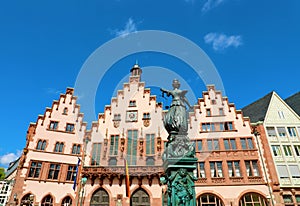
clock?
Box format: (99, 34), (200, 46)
(126, 110), (138, 122)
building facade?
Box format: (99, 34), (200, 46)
(8, 88), (86, 206)
(242, 91), (300, 206)
(9, 64), (273, 206)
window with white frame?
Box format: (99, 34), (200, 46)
(289, 165), (300, 178)
(287, 127), (297, 137)
(277, 165), (290, 180)
(283, 145), (293, 156)
(277, 127), (287, 137)
(271, 145), (282, 156)
(198, 162), (205, 178)
(266, 127), (277, 137)
(294, 145), (300, 156)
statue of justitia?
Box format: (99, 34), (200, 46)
(160, 79), (192, 135)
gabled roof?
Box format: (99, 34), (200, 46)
(241, 92), (274, 123)
(285, 92), (300, 116)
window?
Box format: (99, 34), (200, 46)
(63, 107), (68, 115)
(240, 138), (254, 150)
(283, 195), (293, 204)
(41, 195), (53, 206)
(271, 145), (282, 156)
(283, 145), (293, 156)
(109, 135), (119, 156)
(278, 111), (285, 119)
(61, 196), (72, 206)
(90, 188), (110, 206)
(224, 122), (233, 131)
(227, 161), (241, 177)
(114, 114), (121, 121)
(91, 143), (102, 166)
(196, 140), (202, 151)
(289, 165), (300, 178)
(210, 161), (223, 177)
(239, 193), (268, 206)
(28, 161), (42, 178)
(72, 144), (81, 155)
(66, 165), (76, 181)
(197, 193), (224, 206)
(109, 158), (117, 166)
(127, 130), (138, 165)
(129, 100), (136, 107)
(211, 99), (216, 105)
(146, 134), (155, 155)
(143, 112), (150, 119)
(49, 121), (58, 130)
(207, 139), (219, 151)
(36, 140), (47, 150)
(287, 127), (297, 137)
(266, 127), (277, 137)
(277, 127), (287, 137)
(206, 109), (211, 116)
(223, 139), (236, 150)
(295, 195), (300, 203)
(277, 165), (290, 180)
(294, 145), (300, 156)
(146, 157), (155, 166)
(245, 160), (260, 176)
(198, 162), (205, 178)
(47, 163), (60, 180)
(54, 142), (64, 153)
(66, 123), (74, 132)
(131, 188), (150, 206)
(219, 108), (224, 116)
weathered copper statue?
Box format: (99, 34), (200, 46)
(160, 79), (192, 135)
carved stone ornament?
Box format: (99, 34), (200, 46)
(113, 120), (120, 128)
(143, 119), (150, 127)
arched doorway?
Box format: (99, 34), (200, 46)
(197, 193), (224, 206)
(131, 188), (150, 206)
(239, 192), (268, 206)
(90, 188), (110, 206)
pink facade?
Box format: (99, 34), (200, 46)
(9, 64), (271, 206)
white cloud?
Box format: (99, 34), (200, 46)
(202, 0), (225, 13)
(115, 18), (137, 38)
(204, 32), (242, 51)
(0, 151), (21, 166)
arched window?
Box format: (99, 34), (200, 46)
(54, 142), (64, 153)
(197, 193), (224, 206)
(61, 196), (72, 206)
(42, 140), (47, 150)
(37, 140), (42, 150)
(90, 188), (109, 206)
(239, 193), (268, 206)
(131, 188), (150, 206)
(63, 107), (68, 115)
(41, 195), (53, 206)
(21, 193), (34, 205)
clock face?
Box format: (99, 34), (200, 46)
(126, 111), (138, 122)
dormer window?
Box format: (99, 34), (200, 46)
(49, 121), (58, 130)
(66, 123), (74, 132)
(129, 100), (136, 107)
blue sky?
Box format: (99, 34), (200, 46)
(0, 0), (300, 168)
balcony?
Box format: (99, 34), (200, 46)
(274, 156), (285, 162)
(292, 178), (300, 185)
(280, 178), (292, 185)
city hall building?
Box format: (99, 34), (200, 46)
(8, 64), (272, 206)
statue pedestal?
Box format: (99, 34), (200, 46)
(162, 158), (198, 206)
